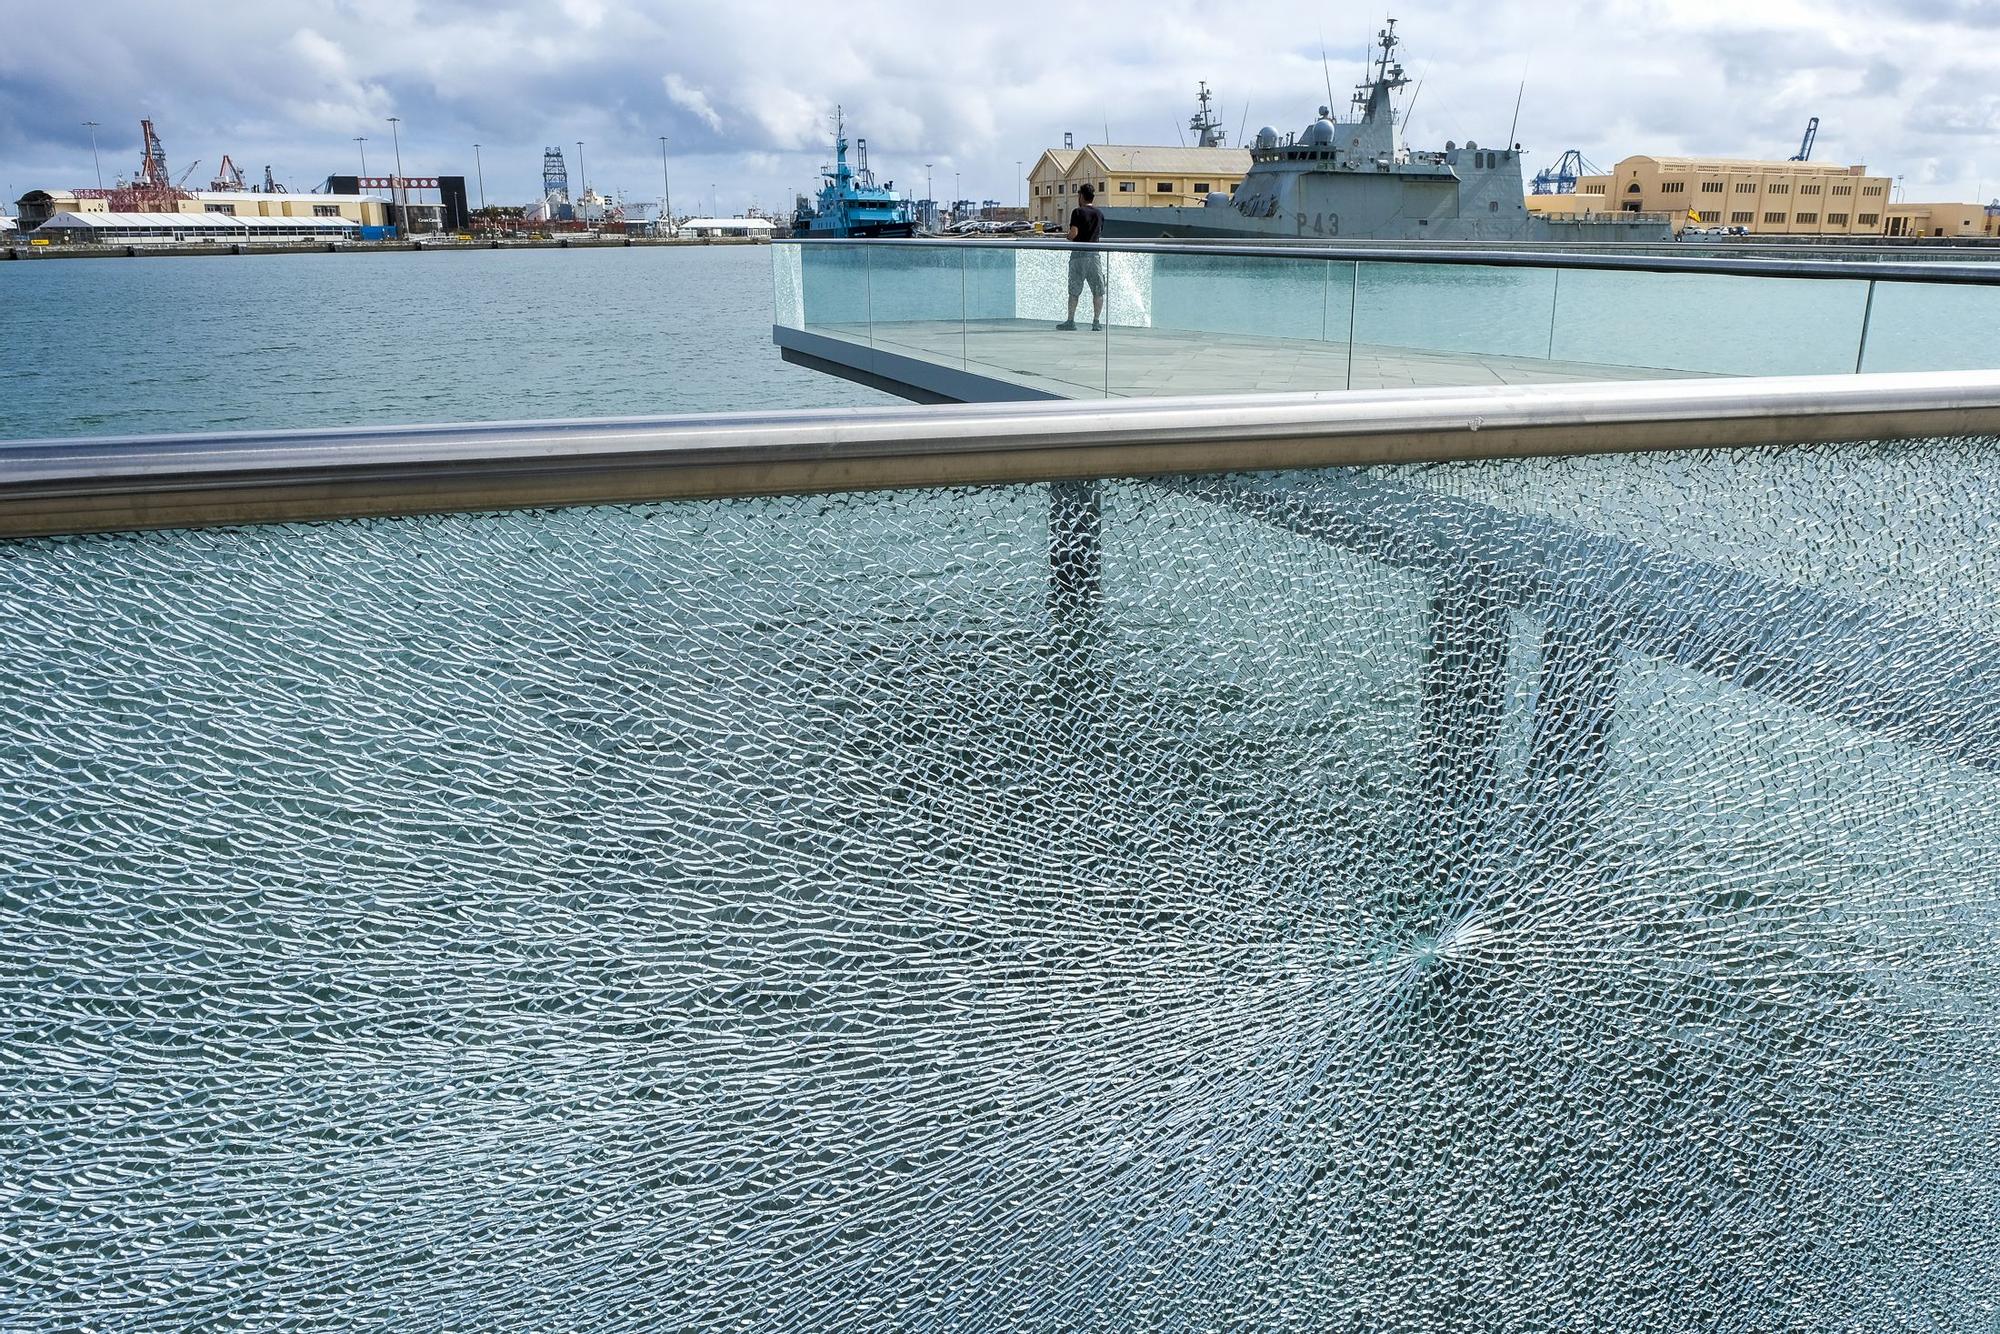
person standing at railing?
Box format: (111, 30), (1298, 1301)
(1057, 184), (1106, 332)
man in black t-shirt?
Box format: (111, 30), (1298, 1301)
(1057, 184), (1106, 331)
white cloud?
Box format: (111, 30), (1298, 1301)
(663, 73), (724, 132)
(4, 0), (1998, 212)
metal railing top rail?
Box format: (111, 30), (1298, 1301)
(5, 371), (2000, 539)
(780, 234), (2000, 285)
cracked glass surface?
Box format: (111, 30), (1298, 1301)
(2, 442), (1996, 1330)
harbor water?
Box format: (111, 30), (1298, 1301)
(0, 245), (890, 440)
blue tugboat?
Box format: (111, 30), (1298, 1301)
(792, 106), (917, 238)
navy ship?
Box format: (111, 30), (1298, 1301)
(1101, 20), (1670, 243)
(792, 107), (917, 239)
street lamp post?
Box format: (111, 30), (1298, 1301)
(659, 136), (674, 236)
(925, 161), (933, 230)
(386, 117), (406, 235)
(1017, 160), (1022, 209)
(473, 143), (485, 211)
(82, 122), (102, 189)
(576, 141), (586, 219)
(354, 136), (368, 176)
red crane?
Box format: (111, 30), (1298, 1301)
(110, 117), (195, 212)
(135, 118), (171, 189)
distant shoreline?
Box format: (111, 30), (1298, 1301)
(0, 235), (771, 262)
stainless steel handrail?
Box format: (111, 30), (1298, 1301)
(5, 371), (2000, 538)
(780, 235), (2000, 285)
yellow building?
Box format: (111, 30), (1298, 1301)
(1526, 155), (1892, 236)
(1884, 202), (2000, 239)
(1027, 145), (1252, 228)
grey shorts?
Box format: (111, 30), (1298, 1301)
(1067, 249), (1106, 299)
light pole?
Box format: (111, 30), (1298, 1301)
(925, 161), (932, 229)
(954, 171), (960, 223)
(354, 136), (368, 175)
(473, 143), (485, 211)
(386, 117), (406, 235)
(82, 122), (102, 189)
(1017, 160), (1022, 209)
(710, 183), (717, 217)
(576, 141), (586, 217)
(659, 135), (673, 235)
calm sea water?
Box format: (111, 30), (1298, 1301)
(0, 245), (891, 440)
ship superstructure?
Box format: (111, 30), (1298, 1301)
(793, 108), (916, 239)
(1101, 20), (1670, 243)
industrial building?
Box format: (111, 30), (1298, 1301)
(1526, 154), (1893, 236)
(28, 211), (363, 246)
(1882, 201), (2000, 239)
(16, 187), (391, 231)
(1028, 144), (1251, 229)
(679, 216), (776, 239)
(325, 176), (470, 233)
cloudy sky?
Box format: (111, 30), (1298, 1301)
(3, 0), (1998, 215)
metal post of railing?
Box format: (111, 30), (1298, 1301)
(1854, 279), (1878, 374)
(1345, 260), (1361, 391)
(1546, 268), (1562, 362)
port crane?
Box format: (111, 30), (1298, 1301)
(1530, 148), (1601, 195)
(210, 156), (245, 190)
(1789, 117), (1819, 162)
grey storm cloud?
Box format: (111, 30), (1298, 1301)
(3, 0), (1997, 211)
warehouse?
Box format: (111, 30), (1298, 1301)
(30, 211), (363, 245)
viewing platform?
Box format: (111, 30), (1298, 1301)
(773, 237), (2000, 403)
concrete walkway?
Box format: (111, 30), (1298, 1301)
(803, 318), (1703, 400)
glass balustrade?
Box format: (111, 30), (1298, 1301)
(777, 241), (2000, 400)
(4, 425), (1998, 1328)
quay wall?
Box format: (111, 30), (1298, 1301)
(0, 236), (770, 261)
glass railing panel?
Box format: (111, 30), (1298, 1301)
(1351, 261), (1560, 388)
(854, 244), (966, 368)
(1549, 269), (1872, 377)
(1114, 253), (1350, 397)
(3, 432), (1998, 1325)
(771, 240), (805, 331)
(980, 245), (1107, 397)
(961, 245), (1020, 382)
(1858, 279), (2000, 373)
(797, 242), (872, 344)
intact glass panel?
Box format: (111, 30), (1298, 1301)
(1857, 279), (2000, 373)
(1350, 261), (1560, 383)
(1550, 269), (1871, 376)
(797, 242), (872, 341)
(1115, 254), (1347, 396)
(3, 440), (1997, 1330)
(855, 244), (965, 367)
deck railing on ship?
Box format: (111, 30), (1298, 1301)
(4, 372), (1999, 1326)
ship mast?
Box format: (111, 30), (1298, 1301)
(1189, 81), (1225, 148)
(1352, 18), (1409, 119)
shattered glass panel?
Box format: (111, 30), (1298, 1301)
(3, 442), (1997, 1330)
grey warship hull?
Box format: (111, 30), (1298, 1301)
(1101, 202), (1666, 243)
(1100, 20), (1670, 246)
